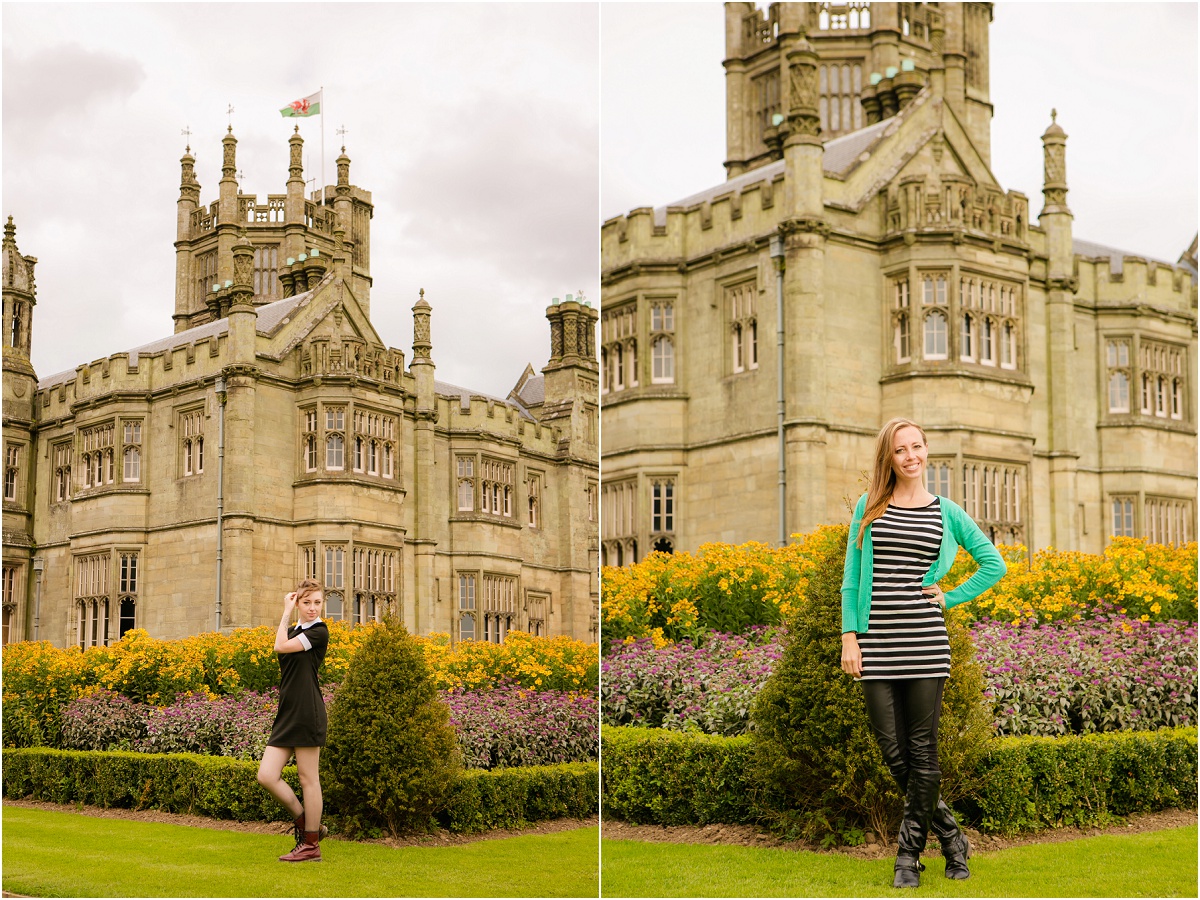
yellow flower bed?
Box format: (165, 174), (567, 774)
(944, 537), (1197, 625)
(603, 531), (1196, 644)
(1, 623), (597, 749)
(601, 525), (845, 645)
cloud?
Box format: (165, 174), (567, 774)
(2, 42), (145, 126)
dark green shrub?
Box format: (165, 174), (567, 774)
(61, 690), (149, 751)
(748, 524), (995, 844)
(441, 762), (598, 833)
(2, 748), (596, 832)
(964, 727), (1198, 834)
(600, 725), (755, 826)
(323, 616), (462, 836)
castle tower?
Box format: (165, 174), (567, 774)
(2, 217), (39, 642)
(172, 126), (374, 331)
(723, 2), (993, 177)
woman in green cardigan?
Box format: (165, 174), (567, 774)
(841, 418), (1005, 888)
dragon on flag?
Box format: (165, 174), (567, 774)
(280, 90), (322, 118)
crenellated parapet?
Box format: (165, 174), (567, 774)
(1073, 251), (1197, 316)
(438, 389), (560, 454)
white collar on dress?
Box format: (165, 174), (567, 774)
(296, 617), (323, 630)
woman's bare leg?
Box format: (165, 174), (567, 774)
(294, 746), (323, 832)
(257, 745), (304, 819)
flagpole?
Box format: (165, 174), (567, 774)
(320, 85), (326, 207)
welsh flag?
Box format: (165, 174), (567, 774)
(280, 90), (321, 118)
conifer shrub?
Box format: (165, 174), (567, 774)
(748, 525), (994, 844)
(323, 616), (462, 836)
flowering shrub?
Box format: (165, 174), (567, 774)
(602, 534), (1195, 645)
(974, 617), (1198, 736)
(2, 625), (597, 749)
(57, 684), (593, 770)
(601, 617), (1198, 740)
(601, 527), (846, 647)
(945, 538), (1197, 624)
(443, 685), (598, 769)
(601, 628), (782, 736)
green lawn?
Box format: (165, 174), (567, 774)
(1, 807), (598, 898)
(601, 826), (1198, 898)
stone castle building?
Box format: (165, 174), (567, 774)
(3, 128), (599, 648)
(600, 2), (1196, 564)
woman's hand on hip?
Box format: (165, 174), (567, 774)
(923, 583), (946, 610)
(840, 632), (862, 678)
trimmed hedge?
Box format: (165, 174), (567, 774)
(601, 725), (1197, 835)
(600, 726), (756, 826)
(2, 749), (597, 835)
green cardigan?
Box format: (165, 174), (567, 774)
(841, 493), (1006, 634)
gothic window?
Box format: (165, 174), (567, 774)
(981, 317), (997, 366)
(122, 421), (142, 483)
(195, 250), (217, 309)
(650, 300), (675, 384)
(1110, 495), (1135, 538)
(457, 456), (476, 511)
(1137, 340), (1186, 423)
(753, 69), (781, 142)
(602, 479), (637, 568)
(458, 573), (476, 641)
(960, 313), (976, 361)
(818, 61), (863, 135)
(1106, 340), (1132, 413)
(526, 593), (547, 637)
(303, 409), (318, 472)
(1001, 322), (1017, 369)
(922, 274), (947, 306)
(482, 574), (517, 644)
(1144, 497), (1193, 545)
(353, 547), (396, 624)
(9, 301), (23, 348)
(651, 478), (675, 534)
(181, 409), (204, 477)
(923, 310), (948, 359)
(300, 545), (318, 582)
(963, 461), (1023, 544)
(4, 445), (20, 502)
(253, 245), (280, 300)
(75, 552), (109, 648)
(891, 278), (911, 364)
(527, 473), (541, 527)
(80, 423), (115, 490)
(2, 565), (19, 645)
(478, 458), (514, 517)
(353, 435), (365, 472)
(324, 545), (345, 620)
(117, 551), (138, 640)
(53, 441), (72, 503)
(727, 280), (758, 374)
(587, 481), (598, 522)
(925, 460), (952, 498)
(601, 303), (637, 395)
(325, 407), (345, 469)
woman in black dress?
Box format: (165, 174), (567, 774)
(256, 578), (330, 863)
(841, 419), (1005, 888)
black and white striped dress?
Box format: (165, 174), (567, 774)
(857, 499), (951, 680)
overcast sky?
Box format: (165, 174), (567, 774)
(601, 2), (1198, 265)
(3, 2), (599, 392)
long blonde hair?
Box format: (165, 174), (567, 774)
(856, 418), (928, 549)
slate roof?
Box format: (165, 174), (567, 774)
(1072, 239), (1179, 276)
(650, 117), (896, 226)
(37, 290), (314, 390)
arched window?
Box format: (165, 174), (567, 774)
(119, 598), (136, 639)
(981, 318), (997, 365)
(305, 435), (317, 471)
(614, 344), (624, 390)
(924, 311), (947, 359)
(733, 323), (744, 372)
(1172, 378), (1184, 420)
(960, 313), (975, 361)
(895, 313), (910, 363)
(459, 612), (475, 642)
(627, 340), (638, 387)
(353, 436), (365, 472)
(1108, 372), (1130, 413)
(601, 348), (609, 393)
(122, 447), (140, 482)
(10, 301), (22, 348)
(652, 336), (674, 383)
(326, 433), (344, 470)
(1156, 376), (1168, 417)
(325, 591), (343, 621)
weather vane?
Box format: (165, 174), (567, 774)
(181, 125), (192, 151)
(226, 104), (235, 129)
(336, 124), (349, 151)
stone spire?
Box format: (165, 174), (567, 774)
(411, 288), (433, 363)
(2, 216), (38, 372)
(1040, 109), (1070, 216)
(784, 28), (824, 220)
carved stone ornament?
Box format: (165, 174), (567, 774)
(1044, 143), (1066, 186)
(233, 253), (253, 287)
(414, 314), (430, 345)
(550, 321), (564, 359)
(790, 63), (818, 112)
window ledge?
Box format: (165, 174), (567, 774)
(1098, 417), (1196, 436)
(293, 474), (406, 493)
(449, 514), (524, 530)
(602, 386), (689, 408)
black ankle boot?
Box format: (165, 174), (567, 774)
(893, 854), (924, 888)
(931, 801), (970, 879)
(939, 830), (970, 879)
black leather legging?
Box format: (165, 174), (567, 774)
(861, 678), (961, 854)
